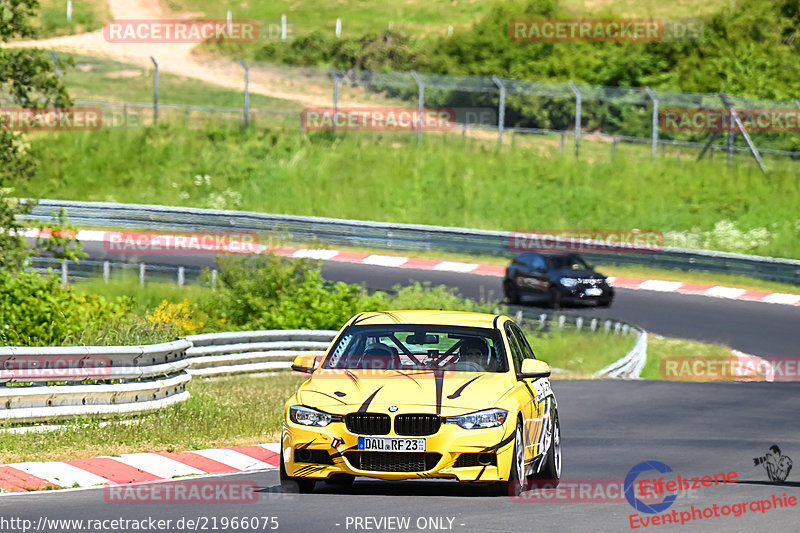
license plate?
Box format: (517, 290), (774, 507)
(358, 437), (426, 452)
(585, 288), (603, 296)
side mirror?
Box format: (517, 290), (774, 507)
(291, 354), (320, 374)
(519, 359), (551, 380)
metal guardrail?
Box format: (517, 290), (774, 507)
(25, 200), (800, 284)
(1, 320), (642, 425)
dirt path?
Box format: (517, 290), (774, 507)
(5, 0), (337, 108)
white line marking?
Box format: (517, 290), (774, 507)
(638, 280), (684, 292)
(101, 453), (204, 478)
(292, 249), (340, 260)
(8, 462), (109, 487)
(704, 286), (747, 299)
(189, 449), (277, 471)
(362, 255), (409, 267)
(433, 261), (478, 273)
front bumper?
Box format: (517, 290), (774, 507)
(558, 284), (613, 303)
(282, 419), (516, 483)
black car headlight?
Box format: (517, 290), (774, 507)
(289, 405), (339, 427)
(445, 409), (508, 429)
(560, 277), (579, 288)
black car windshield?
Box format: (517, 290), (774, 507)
(546, 254), (590, 271)
(323, 325), (509, 373)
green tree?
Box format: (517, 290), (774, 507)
(1, 0), (73, 269)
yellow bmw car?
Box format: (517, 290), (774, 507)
(280, 310), (561, 495)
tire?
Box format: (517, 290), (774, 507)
(548, 286), (562, 310)
(280, 449), (316, 493)
(597, 298), (612, 308)
(504, 280), (520, 305)
(530, 410), (561, 488)
(488, 418), (526, 496)
(325, 474), (355, 486)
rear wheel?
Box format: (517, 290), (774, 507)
(280, 450), (316, 493)
(530, 410), (561, 487)
(504, 280), (520, 305)
(548, 286), (562, 310)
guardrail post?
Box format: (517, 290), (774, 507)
(410, 70), (424, 143)
(491, 75), (506, 147)
(150, 57), (159, 125)
(329, 67), (339, 133)
(568, 81), (582, 157)
(238, 60), (250, 128)
(103, 261), (110, 283)
(644, 86), (659, 159)
(211, 269), (218, 290)
(177, 266), (185, 287)
(61, 261), (68, 286)
(139, 263), (146, 287)
(281, 14), (287, 41)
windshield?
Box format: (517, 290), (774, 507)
(323, 325), (508, 373)
(546, 254), (590, 271)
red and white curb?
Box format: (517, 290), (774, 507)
(0, 443), (279, 493)
(30, 229), (800, 307)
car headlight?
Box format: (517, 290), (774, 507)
(445, 409), (508, 429)
(560, 277), (579, 287)
(289, 405), (338, 427)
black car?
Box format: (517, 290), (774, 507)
(503, 252), (614, 308)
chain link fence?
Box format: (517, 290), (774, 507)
(41, 52), (800, 170)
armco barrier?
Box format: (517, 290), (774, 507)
(1, 319), (641, 426)
(25, 200), (800, 284)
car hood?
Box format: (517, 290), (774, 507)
(552, 268), (603, 279)
(296, 368), (514, 415)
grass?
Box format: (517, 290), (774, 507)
(524, 328), (636, 376)
(640, 335), (734, 380)
(160, 0), (730, 40)
(29, 0), (109, 38)
(18, 124), (800, 260)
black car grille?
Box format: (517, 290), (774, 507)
(344, 452), (441, 472)
(453, 453), (497, 468)
(345, 413), (390, 435)
(394, 414), (441, 436)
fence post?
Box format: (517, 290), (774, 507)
(335, 18), (342, 37)
(281, 14), (287, 41)
(211, 269), (218, 290)
(644, 86), (658, 159)
(410, 70), (424, 143)
(568, 80), (581, 157)
(329, 67), (339, 133)
(103, 261), (110, 283)
(150, 57), (159, 125)
(719, 92), (766, 173)
(49, 51), (61, 76)
(61, 261), (68, 287)
(226, 10), (232, 34)
(177, 266), (185, 287)
(491, 75), (506, 147)
(66, 0), (72, 21)
(238, 59), (250, 128)
(139, 263), (146, 287)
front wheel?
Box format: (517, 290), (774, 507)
(530, 410), (561, 487)
(488, 419), (526, 496)
(280, 449), (316, 493)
